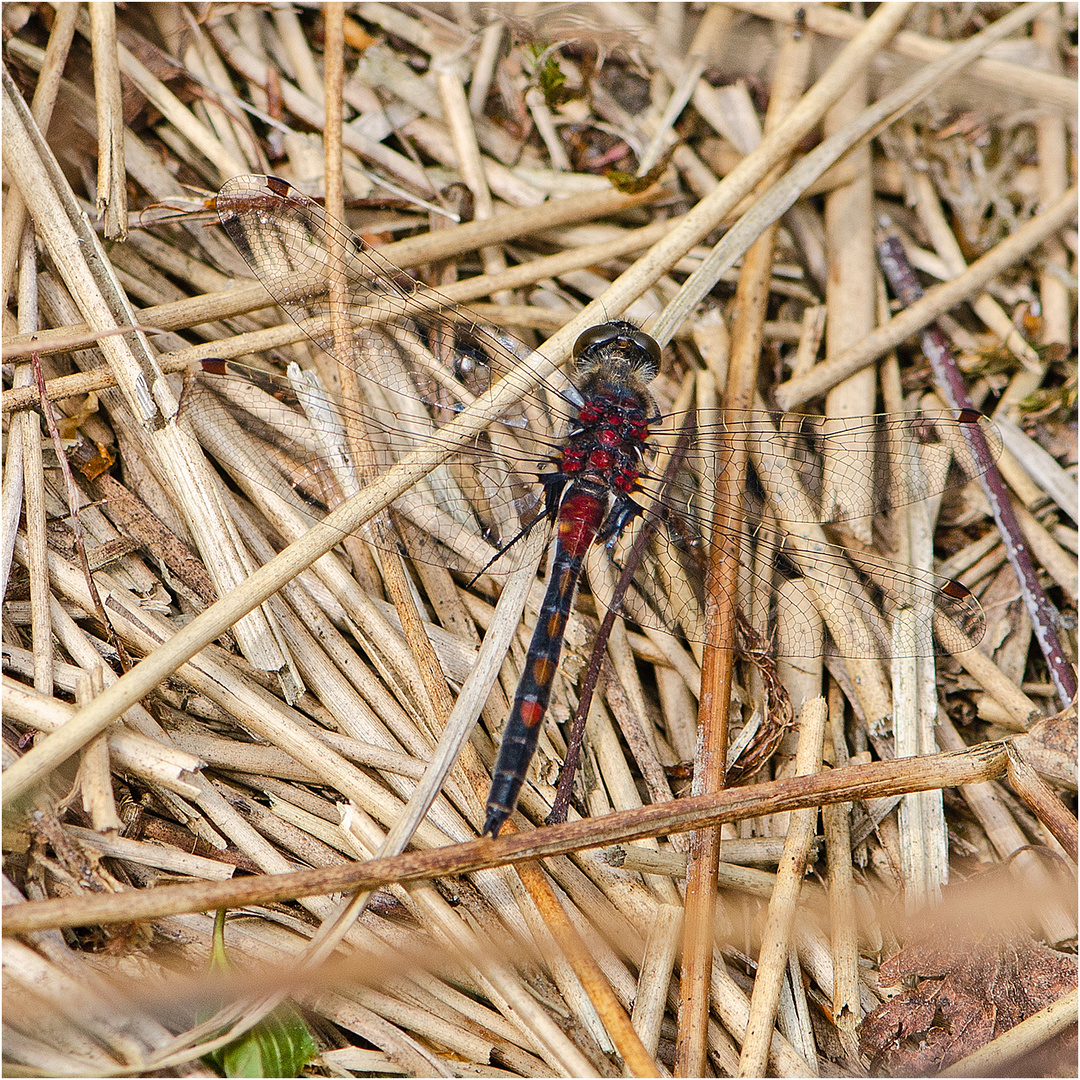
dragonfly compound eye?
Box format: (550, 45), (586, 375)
(573, 322), (623, 358)
(630, 330), (662, 366)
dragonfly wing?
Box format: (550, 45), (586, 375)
(645, 409), (1000, 527)
(191, 358), (550, 576)
(594, 487), (984, 661)
(216, 174), (580, 425)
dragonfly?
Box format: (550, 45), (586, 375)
(193, 174), (994, 837)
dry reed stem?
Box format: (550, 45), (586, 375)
(513, 855), (660, 1077)
(679, 26), (812, 1073)
(1006, 743), (1079, 861)
(2, 186), (665, 408)
(822, 72), (876, 540)
(14, 359), (52, 707)
(1033, 9), (1073, 347)
(995, 414), (1079, 522)
(739, 2), (1075, 108)
(738, 697), (827, 1075)
(883, 353), (949, 905)
(88, 1), (126, 240)
(74, 665), (124, 834)
(0, 2), (77, 302)
(822, 687), (860, 1062)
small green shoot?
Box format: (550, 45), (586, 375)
(200, 910), (318, 1078)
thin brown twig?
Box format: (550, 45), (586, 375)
(548, 414), (696, 825)
(2, 740), (1010, 936)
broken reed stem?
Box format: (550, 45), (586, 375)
(738, 697), (828, 1076)
(822, 685), (861, 1062)
(876, 231), (1077, 706)
(3, 675), (202, 794)
(74, 665), (124, 834)
(88, 0), (127, 239)
(15, 253), (52, 698)
(1005, 744), (1078, 861)
(3, 740), (1010, 935)
(31, 353), (128, 671)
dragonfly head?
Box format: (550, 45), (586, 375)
(572, 321), (661, 389)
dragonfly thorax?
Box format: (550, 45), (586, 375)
(559, 386), (652, 495)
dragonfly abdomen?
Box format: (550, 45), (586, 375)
(483, 488), (606, 837)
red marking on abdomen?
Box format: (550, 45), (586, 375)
(518, 699), (545, 729)
(557, 492), (604, 556)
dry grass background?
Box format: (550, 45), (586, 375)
(2, 3), (1077, 1077)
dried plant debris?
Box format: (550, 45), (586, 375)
(2, 2), (1077, 1077)
(861, 929), (1077, 1076)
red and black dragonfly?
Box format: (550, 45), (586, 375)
(192, 175), (993, 836)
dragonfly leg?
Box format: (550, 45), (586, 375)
(598, 494), (643, 548)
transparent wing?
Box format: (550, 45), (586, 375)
(216, 174), (581, 420)
(188, 173), (994, 659)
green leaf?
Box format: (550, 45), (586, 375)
(200, 911), (318, 1078)
(527, 42), (573, 109)
(209, 908), (230, 972)
(212, 1004), (318, 1078)
(606, 150), (673, 194)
